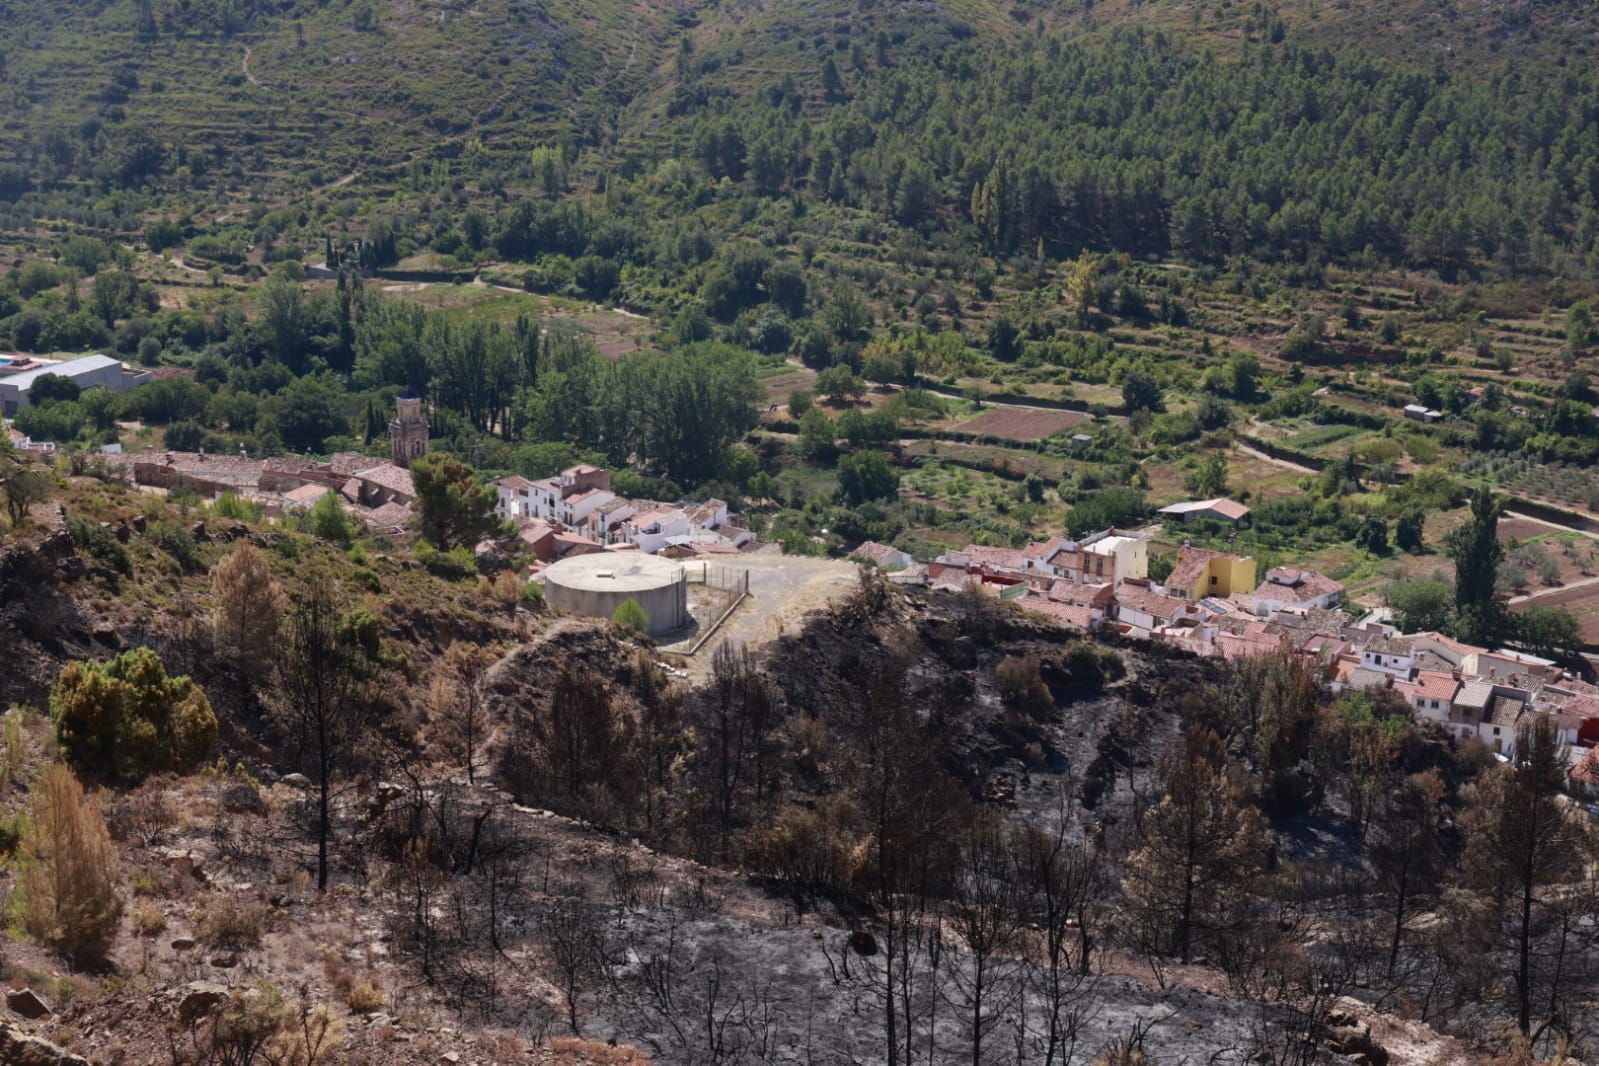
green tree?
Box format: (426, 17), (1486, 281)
(1120, 370), (1164, 413)
(50, 648), (218, 782)
(1514, 605), (1583, 661)
(411, 452), (498, 550)
(837, 449), (900, 505)
(1355, 515), (1390, 555)
(1447, 487), (1505, 645)
(1185, 454), (1228, 498)
(1395, 510), (1425, 553)
(1386, 577), (1453, 633)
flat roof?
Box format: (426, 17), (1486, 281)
(544, 551), (685, 593)
(0, 354), (123, 390)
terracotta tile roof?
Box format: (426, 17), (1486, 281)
(1020, 595), (1094, 630)
(1254, 569), (1343, 604)
(497, 475), (533, 491)
(1117, 585), (1187, 622)
(283, 483), (332, 504)
(1167, 546), (1231, 593)
(964, 545), (1027, 571)
(1408, 670), (1460, 704)
(1217, 631), (1280, 661)
(354, 463), (416, 498)
(364, 502), (411, 529)
(852, 541), (907, 566)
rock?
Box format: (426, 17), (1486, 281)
(220, 782), (265, 815)
(367, 1012), (393, 1028)
(1323, 1000), (1388, 1066)
(178, 981), (230, 1024)
(90, 623), (121, 648)
(210, 953), (238, 969)
(441, 1053), (460, 1064)
(280, 773), (311, 790)
(170, 936), (196, 952)
(847, 931), (878, 957)
(0, 1024), (92, 1065)
(5, 988), (51, 1019)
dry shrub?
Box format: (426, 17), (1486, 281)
(210, 543), (287, 663)
(740, 797), (861, 897)
(109, 788), (178, 846)
(546, 1036), (653, 1064)
(996, 654), (1052, 717)
(345, 979), (384, 1013)
(178, 985), (343, 1066)
(195, 894), (268, 951)
(131, 900), (167, 937)
(17, 763), (124, 968)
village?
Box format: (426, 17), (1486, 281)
(9, 357), (1599, 790)
(870, 517), (1599, 789)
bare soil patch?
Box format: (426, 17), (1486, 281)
(955, 405), (1084, 441)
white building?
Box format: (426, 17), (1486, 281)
(0, 354), (151, 416)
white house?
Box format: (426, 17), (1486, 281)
(1250, 567), (1344, 614)
(622, 507), (691, 554)
(1157, 498), (1252, 525)
(1360, 634), (1415, 677)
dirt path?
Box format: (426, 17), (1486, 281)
(1509, 572), (1599, 605)
(242, 45), (260, 86)
(1234, 440), (1319, 476)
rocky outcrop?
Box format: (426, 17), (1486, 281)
(0, 1025), (93, 1065)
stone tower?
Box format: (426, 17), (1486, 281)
(389, 393), (428, 467)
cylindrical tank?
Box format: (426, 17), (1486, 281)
(542, 553), (687, 636)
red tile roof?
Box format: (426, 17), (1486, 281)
(354, 463), (416, 498)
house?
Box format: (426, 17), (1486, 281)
(1402, 404), (1443, 423)
(687, 498), (730, 530)
(621, 508), (690, 554)
(1080, 529), (1149, 585)
(1157, 498), (1252, 525)
(0, 354), (151, 416)
(1360, 634), (1415, 677)
(1448, 680), (1496, 743)
(1115, 584), (1193, 633)
(1069, 433), (1093, 450)
(282, 483), (333, 512)
(1396, 670), (1460, 723)
(1019, 594), (1098, 632)
(517, 520), (559, 562)
(349, 462), (416, 507)
(1470, 647), (1559, 681)
(1036, 529), (1149, 587)
(362, 501), (412, 534)
(852, 541), (913, 570)
(1250, 567), (1343, 614)
(494, 476), (536, 521)
(495, 465), (614, 525)
(1165, 546), (1257, 603)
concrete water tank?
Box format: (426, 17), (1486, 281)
(542, 553), (688, 636)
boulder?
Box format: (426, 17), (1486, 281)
(177, 981), (230, 1024)
(5, 987), (51, 1019)
(847, 931), (878, 957)
(280, 773), (311, 790)
(169, 936), (196, 952)
(1323, 1001), (1388, 1066)
(220, 782), (265, 815)
(0, 1025), (92, 1065)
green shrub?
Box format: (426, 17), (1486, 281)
(611, 598), (649, 633)
(65, 513), (132, 577)
(414, 541), (477, 579)
(148, 519), (203, 572)
(50, 648), (218, 782)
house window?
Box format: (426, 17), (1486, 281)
(1210, 576), (1218, 585)
(1494, 727), (1501, 736)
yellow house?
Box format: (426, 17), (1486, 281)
(1166, 545), (1256, 602)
